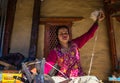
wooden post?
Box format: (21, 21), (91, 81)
(104, 1), (118, 71)
(28, 0), (41, 59)
(2, 0), (17, 56)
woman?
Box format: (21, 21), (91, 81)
(44, 11), (105, 78)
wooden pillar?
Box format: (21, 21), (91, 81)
(104, 2), (117, 71)
(0, 0), (8, 57)
(2, 0), (17, 56)
(28, 0), (41, 59)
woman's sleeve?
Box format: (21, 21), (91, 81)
(72, 21), (98, 48)
(44, 49), (57, 74)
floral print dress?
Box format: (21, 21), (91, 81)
(55, 43), (84, 77)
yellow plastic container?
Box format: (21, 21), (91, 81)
(2, 70), (22, 83)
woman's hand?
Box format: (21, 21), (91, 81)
(90, 9), (105, 22)
(97, 10), (105, 22)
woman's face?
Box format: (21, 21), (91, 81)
(58, 28), (70, 44)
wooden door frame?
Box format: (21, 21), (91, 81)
(39, 17), (84, 57)
(104, 0), (120, 71)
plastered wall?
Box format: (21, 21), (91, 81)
(10, 0), (34, 57)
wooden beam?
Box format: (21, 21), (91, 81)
(104, 2), (118, 71)
(3, 0), (17, 56)
(40, 17), (84, 24)
(28, 0), (41, 59)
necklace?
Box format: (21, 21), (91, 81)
(61, 47), (70, 54)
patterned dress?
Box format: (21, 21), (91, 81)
(44, 21), (98, 78)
